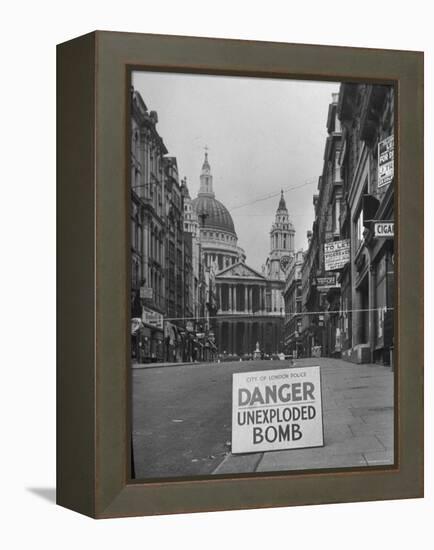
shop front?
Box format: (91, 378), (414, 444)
(371, 240), (394, 365)
(131, 318), (153, 363)
(366, 184), (394, 365)
(142, 306), (164, 362)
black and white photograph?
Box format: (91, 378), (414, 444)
(130, 71), (395, 480)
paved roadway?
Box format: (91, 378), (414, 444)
(132, 358), (394, 480)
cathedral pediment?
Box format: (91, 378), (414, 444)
(217, 262), (266, 280)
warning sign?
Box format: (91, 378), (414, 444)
(232, 367), (323, 454)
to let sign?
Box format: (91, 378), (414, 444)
(232, 367), (323, 454)
(324, 239), (350, 271)
(374, 222), (394, 238)
(378, 135), (394, 188)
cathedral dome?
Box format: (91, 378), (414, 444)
(191, 195), (237, 236)
(191, 151), (237, 237)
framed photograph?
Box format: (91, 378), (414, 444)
(57, 31), (423, 518)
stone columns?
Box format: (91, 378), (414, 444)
(228, 284), (232, 312)
(249, 287), (253, 313)
(234, 285), (237, 312)
(244, 285), (248, 313)
(243, 322), (248, 353)
(232, 323), (237, 354)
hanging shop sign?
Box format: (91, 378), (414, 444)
(374, 222), (394, 238)
(324, 239), (350, 271)
(378, 135), (394, 188)
(140, 286), (153, 299)
(142, 307), (163, 329)
(232, 367), (324, 453)
(315, 274), (340, 291)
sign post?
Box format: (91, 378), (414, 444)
(232, 367), (323, 454)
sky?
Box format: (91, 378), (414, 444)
(133, 71), (339, 272)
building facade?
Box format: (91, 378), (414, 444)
(296, 93), (345, 358)
(130, 90), (168, 362)
(288, 86), (394, 365)
(283, 250), (304, 357)
(130, 89), (206, 364)
(337, 83), (394, 365)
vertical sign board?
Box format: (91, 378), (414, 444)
(232, 367), (323, 453)
(324, 239), (350, 271)
(378, 135), (394, 188)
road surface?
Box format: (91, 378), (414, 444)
(132, 358), (393, 479)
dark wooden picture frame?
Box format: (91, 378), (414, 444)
(57, 31), (423, 518)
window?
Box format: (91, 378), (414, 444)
(137, 224), (142, 254)
(333, 199), (341, 234)
(355, 207), (364, 251)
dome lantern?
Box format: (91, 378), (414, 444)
(198, 149), (215, 197)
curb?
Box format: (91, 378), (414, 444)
(132, 361), (211, 370)
(212, 451), (263, 475)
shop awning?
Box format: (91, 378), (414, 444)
(131, 318), (143, 335)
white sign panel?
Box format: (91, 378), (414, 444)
(324, 239), (350, 271)
(316, 274), (340, 291)
(140, 286), (153, 299)
(378, 135), (394, 188)
(374, 222), (394, 238)
(142, 307), (163, 329)
(232, 367), (323, 454)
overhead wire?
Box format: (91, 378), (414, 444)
(228, 180), (316, 212)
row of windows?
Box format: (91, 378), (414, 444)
(202, 231), (235, 243)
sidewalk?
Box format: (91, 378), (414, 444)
(213, 357), (394, 475)
(132, 360), (206, 370)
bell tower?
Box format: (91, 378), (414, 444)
(267, 190), (295, 280)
